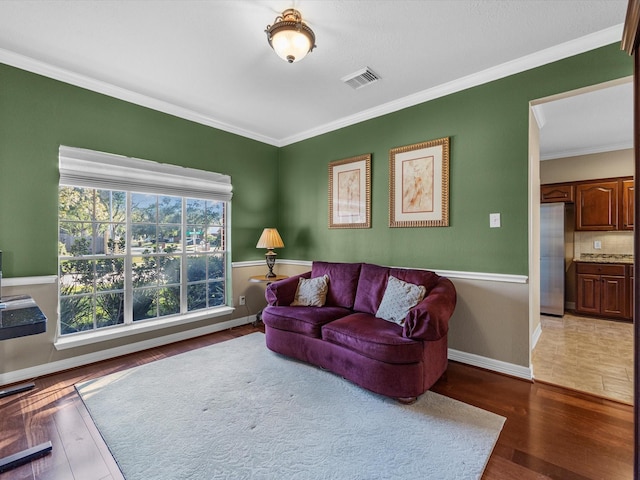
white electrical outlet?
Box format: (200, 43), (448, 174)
(489, 213), (501, 228)
(594, 240), (602, 250)
(239, 295), (246, 306)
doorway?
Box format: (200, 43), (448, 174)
(529, 77), (634, 404)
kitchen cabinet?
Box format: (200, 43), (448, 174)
(576, 262), (630, 320)
(541, 183), (574, 203)
(575, 180), (619, 230)
(622, 179), (634, 230)
(572, 177), (634, 231)
(542, 177), (633, 231)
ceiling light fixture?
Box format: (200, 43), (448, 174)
(265, 8), (316, 64)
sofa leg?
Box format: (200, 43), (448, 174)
(396, 396), (417, 405)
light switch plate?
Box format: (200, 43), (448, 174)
(594, 240), (602, 250)
(490, 213), (501, 228)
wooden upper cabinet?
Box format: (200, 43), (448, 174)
(621, 179), (634, 230)
(541, 184), (574, 203)
(575, 181), (619, 231)
(542, 177), (633, 231)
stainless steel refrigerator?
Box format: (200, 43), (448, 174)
(540, 203), (565, 316)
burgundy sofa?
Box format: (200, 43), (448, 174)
(261, 261), (457, 401)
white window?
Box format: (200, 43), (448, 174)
(57, 146), (232, 337)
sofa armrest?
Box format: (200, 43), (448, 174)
(265, 272), (311, 306)
(403, 277), (457, 341)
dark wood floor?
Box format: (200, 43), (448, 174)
(0, 324), (634, 480)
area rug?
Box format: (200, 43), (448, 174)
(76, 333), (505, 480)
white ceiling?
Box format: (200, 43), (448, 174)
(0, 0), (630, 149)
(535, 80), (633, 160)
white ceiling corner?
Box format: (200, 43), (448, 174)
(0, 0), (630, 152)
(537, 80), (633, 160)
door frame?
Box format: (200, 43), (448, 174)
(528, 76), (633, 369)
(621, 1), (639, 475)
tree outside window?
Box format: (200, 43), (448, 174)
(58, 187), (227, 335)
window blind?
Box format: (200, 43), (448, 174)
(59, 146), (233, 201)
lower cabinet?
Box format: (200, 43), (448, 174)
(576, 263), (630, 320)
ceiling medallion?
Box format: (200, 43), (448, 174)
(265, 8), (316, 63)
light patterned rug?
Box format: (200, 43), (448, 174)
(76, 333), (505, 479)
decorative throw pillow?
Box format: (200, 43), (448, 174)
(375, 276), (426, 325)
(291, 275), (330, 307)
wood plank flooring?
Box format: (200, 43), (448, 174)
(0, 324), (634, 480)
(532, 313), (634, 404)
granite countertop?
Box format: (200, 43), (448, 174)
(574, 253), (634, 264)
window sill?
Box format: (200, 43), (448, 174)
(54, 306), (235, 350)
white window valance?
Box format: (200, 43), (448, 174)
(59, 146), (233, 201)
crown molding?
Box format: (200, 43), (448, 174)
(531, 104), (546, 129)
(0, 47), (281, 147)
(279, 24), (624, 146)
(0, 24), (623, 148)
(541, 141), (634, 161)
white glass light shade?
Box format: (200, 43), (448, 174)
(271, 30), (312, 63)
(265, 9), (316, 64)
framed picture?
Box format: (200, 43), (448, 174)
(389, 137), (450, 227)
(329, 154), (371, 229)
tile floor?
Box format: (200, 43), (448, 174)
(532, 313), (634, 404)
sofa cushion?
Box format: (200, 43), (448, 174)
(262, 305), (351, 338)
(265, 272), (312, 306)
(389, 267), (440, 294)
(311, 261), (362, 309)
(376, 276), (426, 325)
(354, 263), (443, 316)
(321, 313), (424, 364)
(353, 263), (390, 314)
(291, 275), (329, 307)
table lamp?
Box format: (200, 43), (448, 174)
(256, 228), (284, 278)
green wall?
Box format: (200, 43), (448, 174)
(0, 43), (632, 278)
(278, 44), (632, 275)
(0, 64), (279, 277)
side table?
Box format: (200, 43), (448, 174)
(248, 274), (288, 325)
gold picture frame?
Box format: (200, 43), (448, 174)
(328, 154), (371, 229)
(389, 137), (450, 227)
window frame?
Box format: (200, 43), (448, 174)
(56, 146), (234, 346)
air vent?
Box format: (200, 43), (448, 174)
(342, 67), (380, 90)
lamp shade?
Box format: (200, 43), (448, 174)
(256, 228), (284, 249)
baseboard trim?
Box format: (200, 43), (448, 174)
(1, 321), (533, 386)
(0, 315), (255, 387)
(448, 348), (532, 380)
